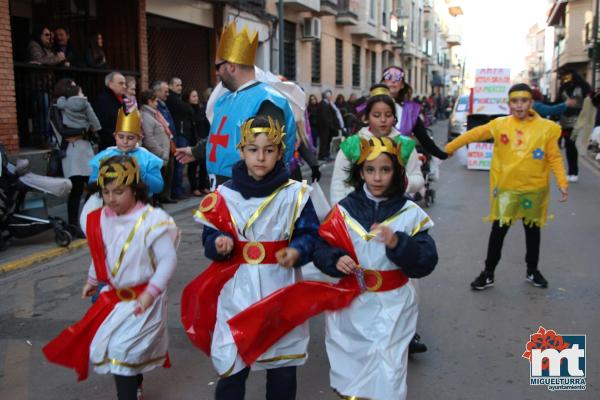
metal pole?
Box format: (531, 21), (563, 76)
(278, 0), (284, 75)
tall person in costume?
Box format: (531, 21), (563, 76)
(381, 66), (448, 160)
(181, 116), (319, 400)
(445, 84), (568, 290)
(43, 155), (179, 400)
(174, 22), (297, 189)
(220, 137), (438, 400)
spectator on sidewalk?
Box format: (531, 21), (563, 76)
(166, 77), (189, 199)
(558, 69), (591, 183)
(52, 79), (100, 236)
(53, 27), (80, 67)
(307, 94), (321, 148)
(85, 33), (107, 69)
(318, 90), (340, 160)
(92, 71), (126, 150)
(152, 81), (177, 204)
(124, 75), (138, 112)
(182, 88), (210, 196)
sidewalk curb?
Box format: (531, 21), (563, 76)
(0, 198), (201, 275)
(0, 239), (88, 274)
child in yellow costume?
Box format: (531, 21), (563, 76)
(445, 83), (568, 290)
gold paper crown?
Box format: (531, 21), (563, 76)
(98, 158), (141, 188)
(115, 107), (142, 136)
(238, 116), (286, 149)
(370, 86), (392, 98)
(216, 21), (259, 66)
(357, 137), (403, 165)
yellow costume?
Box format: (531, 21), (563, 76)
(445, 111), (568, 227)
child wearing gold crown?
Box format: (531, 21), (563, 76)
(43, 155), (179, 400)
(89, 107), (164, 196)
(330, 83), (425, 204)
(181, 115), (319, 400)
(214, 136), (438, 399)
(446, 83), (569, 290)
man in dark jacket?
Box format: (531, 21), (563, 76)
(166, 77), (190, 198)
(318, 90), (340, 160)
(53, 27), (80, 67)
(92, 72), (126, 150)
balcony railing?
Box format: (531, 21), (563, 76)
(336, 0), (359, 25)
(13, 62), (139, 147)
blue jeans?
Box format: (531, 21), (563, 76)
(172, 136), (188, 197)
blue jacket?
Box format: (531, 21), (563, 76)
(533, 101), (567, 118)
(313, 187), (438, 278)
(157, 100), (176, 135)
(89, 146), (164, 195)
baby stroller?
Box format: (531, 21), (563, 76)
(0, 143), (73, 250)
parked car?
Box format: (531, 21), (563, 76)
(447, 94), (469, 142)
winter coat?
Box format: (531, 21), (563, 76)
(56, 96), (101, 131)
(141, 105), (171, 163)
(92, 87), (124, 150)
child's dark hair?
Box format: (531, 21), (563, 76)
(363, 83), (397, 122)
(345, 146), (407, 198)
(97, 155), (149, 204)
(508, 83), (533, 96)
(63, 83), (81, 98)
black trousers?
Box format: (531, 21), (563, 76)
(67, 175), (87, 226)
(562, 129), (579, 176)
(484, 220), (541, 273)
(113, 374), (143, 400)
(215, 366), (297, 400)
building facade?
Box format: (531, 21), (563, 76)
(1, 0), (464, 153)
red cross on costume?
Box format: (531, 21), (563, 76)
(208, 116), (230, 162)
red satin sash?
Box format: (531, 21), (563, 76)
(227, 206), (408, 366)
(180, 192), (288, 356)
(42, 284), (151, 381)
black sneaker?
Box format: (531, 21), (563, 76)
(471, 271), (494, 290)
(408, 333), (427, 354)
(527, 270), (548, 288)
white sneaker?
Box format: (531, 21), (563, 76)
(568, 175), (579, 183)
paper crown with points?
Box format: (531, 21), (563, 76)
(238, 116), (286, 150)
(115, 107), (142, 136)
(216, 21), (259, 66)
(357, 136), (403, 165)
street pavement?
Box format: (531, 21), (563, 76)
(1, 120), (599, 399)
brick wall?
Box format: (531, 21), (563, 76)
(138, 0), (149, 90)
(0, 0), (19, 153)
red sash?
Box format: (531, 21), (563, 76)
(180, 192), (288, 356)
(42, 283), (151, 381)
(228, 206), (408, 366)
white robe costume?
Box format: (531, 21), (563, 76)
(81, 205), (179, 376)
(326, 201), (433, 399)
(195, 181), (312, 376)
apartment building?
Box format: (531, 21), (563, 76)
(1, 0), (464, 153)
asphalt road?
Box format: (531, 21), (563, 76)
(0, 120), (598, 399)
